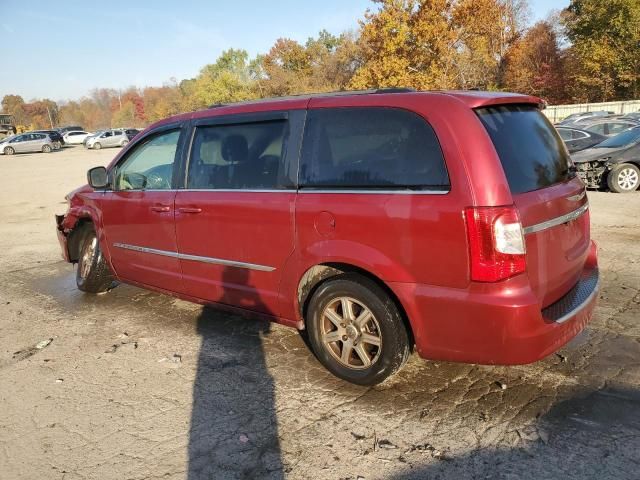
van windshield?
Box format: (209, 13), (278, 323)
(476, 105), (573, 194)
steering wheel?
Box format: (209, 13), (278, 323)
(146, 171), (171, 189)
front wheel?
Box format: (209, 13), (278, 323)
(4, 146), (14, 155)
(42, 144), (52, 153)
(121, 139), (129, 147)
(93, 142), (102, 150)
(76, 227), (114, 293)
(608, 163), (640, 193)
(306, 274), (410, 385)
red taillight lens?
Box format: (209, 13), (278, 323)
(464, 206), (526, 282)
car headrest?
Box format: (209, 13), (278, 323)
(221, 135), (248, 163)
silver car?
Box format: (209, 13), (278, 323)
(85, 129), (129, 149)
(0, 132), (55, 155)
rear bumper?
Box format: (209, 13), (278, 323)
(390, 241), (599, 365)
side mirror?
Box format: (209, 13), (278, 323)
(87, 166), (109, 189)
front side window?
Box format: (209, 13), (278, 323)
(187, 120), (289, 190)
(299, 107), (449, 190)
(113, 129), (180, 190)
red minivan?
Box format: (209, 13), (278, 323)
(56, 89), (599, 385)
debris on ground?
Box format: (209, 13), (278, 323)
(556, 353), (568, 363)
(55, 378), (64, 383)
(36, 338), (53, 349)
(351, 432), (366, 441)
(239, 434), (249, 443)
(12, 338), (54, 361)
(377, 439), (398, 450)
(495, 381), (507, 390)
(105, 340), (138, 353)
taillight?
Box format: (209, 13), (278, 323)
(464, 205), (526, 282)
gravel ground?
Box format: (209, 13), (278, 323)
(0, 146), (639, 480)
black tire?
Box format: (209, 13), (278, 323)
(76, 226), (114, 293)
(607, 163), (640, 193)
(306, 273), (410, 385)
(121, 139), (129, 147)
(93, 142), (102, 150)
(4, 146), (14, 155)
(42, 144), (52, 153)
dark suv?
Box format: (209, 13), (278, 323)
(56, 89), (599, 385)
(33, 130), (64, 148)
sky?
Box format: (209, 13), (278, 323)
(1, 0), (568, 102)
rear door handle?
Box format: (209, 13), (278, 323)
(178, 207), (202, 214)
(150, 205), (171, 213)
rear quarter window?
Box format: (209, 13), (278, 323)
(477, 105), (572, 194)
(299, 107), (449, 190)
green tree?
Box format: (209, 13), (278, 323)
(190, 49), (259, 109)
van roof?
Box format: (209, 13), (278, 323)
(151, 89), (543, 129)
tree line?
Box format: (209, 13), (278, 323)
(3, 0), (638, 131)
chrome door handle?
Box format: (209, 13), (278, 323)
(178, 207), (202, 214)
(150, 205), (171, 213)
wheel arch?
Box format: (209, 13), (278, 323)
(66, 218), (94, 263)
(296, 262), (415, 349)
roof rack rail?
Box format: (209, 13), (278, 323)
(207, 87), (417, 109)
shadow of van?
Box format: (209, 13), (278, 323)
(187, 267), (284, 480)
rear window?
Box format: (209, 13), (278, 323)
(299, 107), (449, 190)
(477, 105), (573, 194)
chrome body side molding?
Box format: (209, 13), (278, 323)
(112, 243), (276, 272)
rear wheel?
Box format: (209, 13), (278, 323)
(42, 144), (52, 153)
(306, 274), (410, 385)
(93, 142), (102, 150)
(76, 226), (114, 293)
(608, 163), (640, 193)
(4, 146), (14, 155)
(121, 139), (129, 147)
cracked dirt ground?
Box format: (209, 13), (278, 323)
(1, 148), (639, 480)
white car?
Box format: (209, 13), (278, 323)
(63, 130), (93, 145)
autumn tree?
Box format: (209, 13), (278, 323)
(562, 0), (640, 101)
(1, 95), (28, 125)
(502, 21), (566, 102)
(350, 0), (527, 90)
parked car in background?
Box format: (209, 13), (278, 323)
(33, 130), (64, 148)
(556, 126), (607, 153)
(580, 119), (638, 137)
(558, 111), (615, 125)
(573, 127), (640, 193)
(56, 89), (599, 385)
(125, 128), (140, 141)
(83, 130), (105, 147)
(621, 112), (640, 122)
(0, 132), (55, 154)
(58, 125), (84, 135)
(63, 130), (93, 145)
(85, 129), (129, 149)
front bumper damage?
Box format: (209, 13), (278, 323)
(576, 160), (609, 189)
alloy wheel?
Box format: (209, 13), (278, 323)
(320, 296), (382, 369)
(617, 167), (639, 191)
